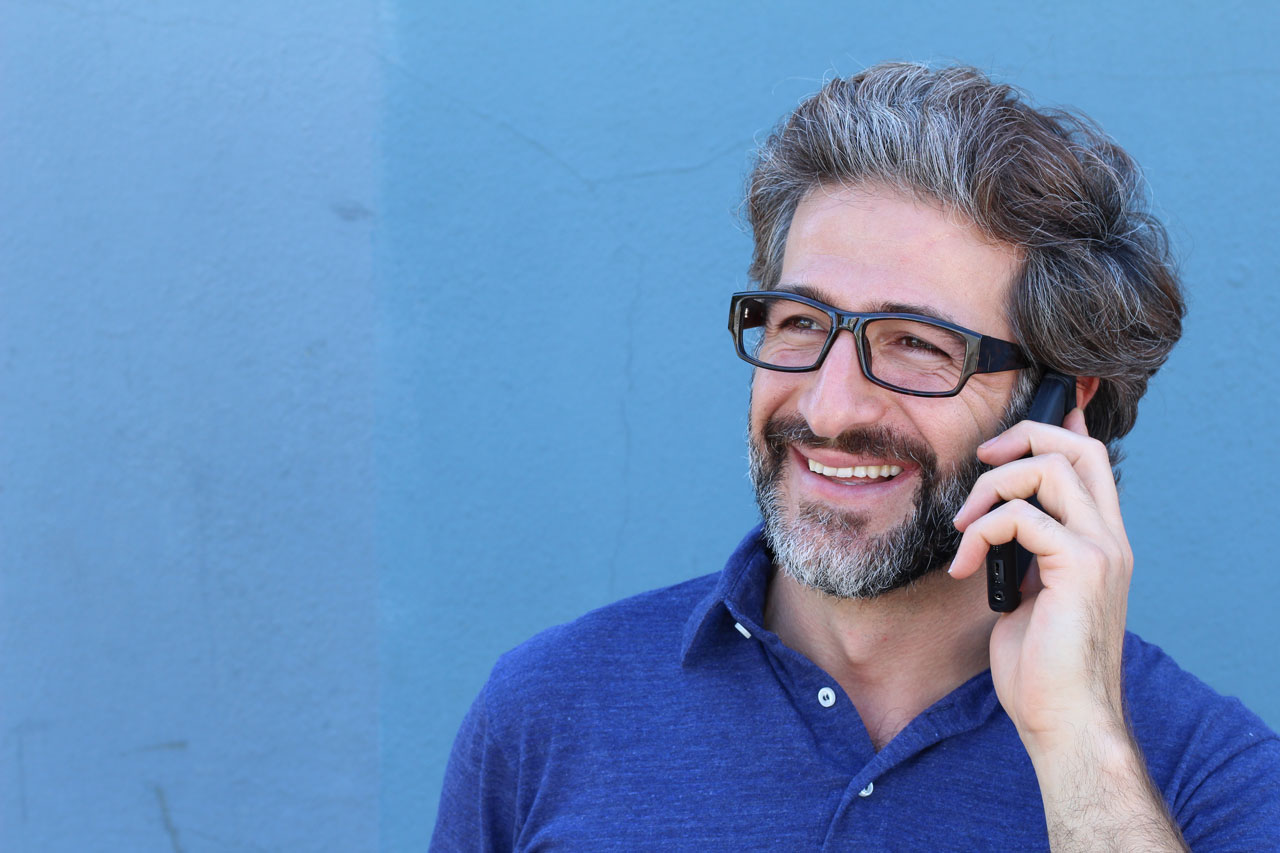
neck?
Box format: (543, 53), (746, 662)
(764, 565), (997, 750)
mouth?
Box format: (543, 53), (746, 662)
(805, 457), (904, 484)
(785, 445), (920, 530)
(753, 416), (931, 514)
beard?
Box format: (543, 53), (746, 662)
(748, 379), (1035, 600)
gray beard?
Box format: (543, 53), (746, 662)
(747, 366), (1041, 601)
(748, 417), (983, 599)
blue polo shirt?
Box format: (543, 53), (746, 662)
(432, 528), (1280, 850)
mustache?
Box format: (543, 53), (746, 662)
(760, 414), (937, 474)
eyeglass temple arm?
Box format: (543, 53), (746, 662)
(975, 336), (1033, 374)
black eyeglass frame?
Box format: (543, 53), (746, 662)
(727, 290), (1033, 398)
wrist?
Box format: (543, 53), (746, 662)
(1024, 715), (1142, 800)
(1015, 694), (1128, 761)
(1023, 716), (1188, 851)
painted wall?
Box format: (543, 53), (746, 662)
(3, 1), (1278, 850)
(2, 2), (379, 850)
(386, 1), (1280, 848)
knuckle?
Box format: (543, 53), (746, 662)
(1079, 541), (1111, 574)
(1083, 435), (1108, 459)
(1085, 541), (1107, 564)
(986, 470), (1024, 501)
(1043, 452), (1073, 477)
(1002, 497), (1034, 516)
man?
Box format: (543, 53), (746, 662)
(432, 63), (1280, 850)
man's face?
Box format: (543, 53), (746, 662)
(748, 184), (1024, 598)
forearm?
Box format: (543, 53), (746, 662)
(1029, 722), (1188, 853)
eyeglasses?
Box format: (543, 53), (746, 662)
(728, 291), (1031, 397)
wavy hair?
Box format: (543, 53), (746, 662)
(746, 63), (1185, 462)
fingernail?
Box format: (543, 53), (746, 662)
(979, 435), (998, 449)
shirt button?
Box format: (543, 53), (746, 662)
(733, 621), (752, 639)
(817, 687), (836, 707)
(858, 782), (875, 797)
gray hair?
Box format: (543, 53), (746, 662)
(746, 62), (1185, 462)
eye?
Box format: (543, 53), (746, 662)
(780, 315), (824, 332)
(896, 334), (945, 353)
(867, 320), (967, 364)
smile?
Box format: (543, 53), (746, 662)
(806, 457), (903, 482)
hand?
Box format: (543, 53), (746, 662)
(948, 408), (1133, 754)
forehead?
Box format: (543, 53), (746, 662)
(779, 185), (1021, 336)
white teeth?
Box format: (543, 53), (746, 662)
(806, 457), (904, 481)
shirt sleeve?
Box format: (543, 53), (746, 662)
(430, 681), (519, 853)
(1176, 734), (1280, 851)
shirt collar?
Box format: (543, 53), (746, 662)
(679, 525), (1005, 735)
(681, 525), (773, 665)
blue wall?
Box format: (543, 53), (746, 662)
(386, 2), (1280, 847)
(2, 2), (379, 850)
(4, 1), (1278, 850)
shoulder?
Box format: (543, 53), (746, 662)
(1122, 632), (1280, 843)
(481, 572), (720, 719)
(430, 578), (721, 852)
(1122, 631), (1274, 745)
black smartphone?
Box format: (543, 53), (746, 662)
(985, 369), (1076, 612)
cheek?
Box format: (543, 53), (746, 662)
(899, 396), (1003, 462)
(748, 372), (791, 430)
(940, 385), (1015, 448)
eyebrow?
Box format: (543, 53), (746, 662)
(774, 282), (962, 326)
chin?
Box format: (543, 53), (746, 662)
(764, 494), (954, 600)
(748, 420), (981, 601)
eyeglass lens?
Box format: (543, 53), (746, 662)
(738, 295), (969, 394)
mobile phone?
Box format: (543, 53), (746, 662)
(985, 369), (1076, 612)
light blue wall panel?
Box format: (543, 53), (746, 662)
(383, 1), (1280, 846)
(2, 2), (380, 849)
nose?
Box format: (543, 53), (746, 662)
(795, 329), (891, 440)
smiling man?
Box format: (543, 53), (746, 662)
(746, 186), (1029, 606)
(432, 64), (1280, 851)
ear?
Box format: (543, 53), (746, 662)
(1075, 376), (1100, 410)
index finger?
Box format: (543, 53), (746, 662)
(976, 409), (1120, 522)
